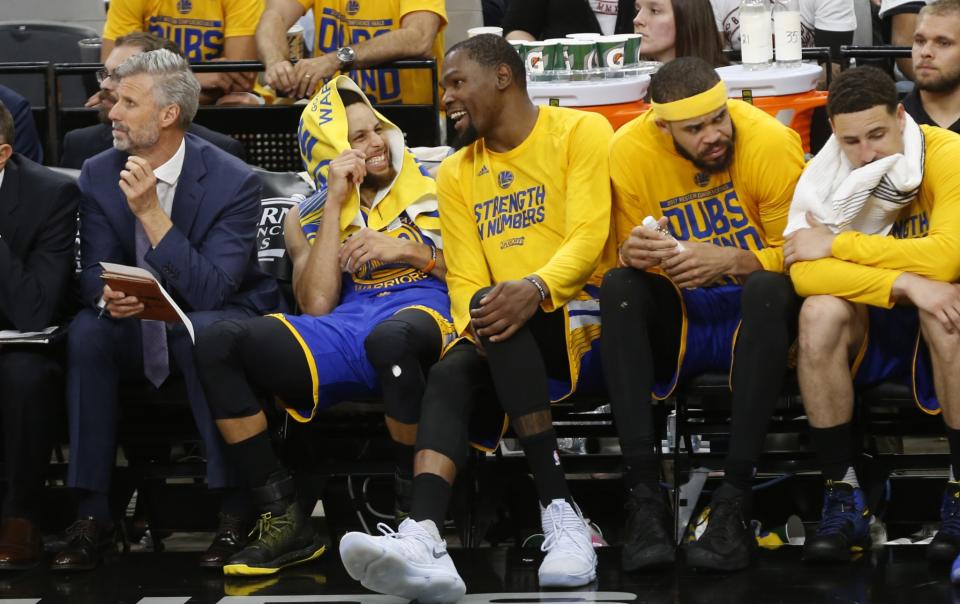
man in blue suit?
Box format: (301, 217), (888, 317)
(54, 49), (284, 572)
(0, 85), (42, 164)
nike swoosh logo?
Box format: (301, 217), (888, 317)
(433, 550), (447, 559)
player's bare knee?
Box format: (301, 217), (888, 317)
(798, 296), (854, 356)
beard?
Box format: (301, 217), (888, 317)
(362, 165), (398, 193)
(674, 127), (737, 174)
(112, 123), (160, 153)
(916, 66), (960, 94)
(451, 121), (479, 150)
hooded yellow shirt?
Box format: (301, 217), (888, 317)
(298, 0), (447, 104)
(297, 75), (441, 248)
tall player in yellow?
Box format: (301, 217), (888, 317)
(338, 35), (615, 602)
(101, 0), (262, 104)
(604, 57), (805, 573)
(256, 0), (445, 103)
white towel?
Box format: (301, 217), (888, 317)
(784, 113), (925, 237)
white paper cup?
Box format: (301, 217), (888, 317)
(468, 26), (504, 37)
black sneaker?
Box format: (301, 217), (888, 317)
(222, 501), (326, 576)
(621, 483), (675, 571)
(929, 481), (960, 562)
(803, 481), (871, 563)
(684, 492), (754, 572)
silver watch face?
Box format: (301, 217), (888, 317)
(337, 47), (356, 65)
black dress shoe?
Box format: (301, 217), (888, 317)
(199, 512), (248, 568)
(51, 519), (114, 572)
(0, 517), (42, 570)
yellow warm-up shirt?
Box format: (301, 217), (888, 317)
(609, 100), (805, 275)
(790, 125), (960, 308)
(299, 0), (446, 104)
(103, 0), (262, 62)
(437, 106), (616, 335)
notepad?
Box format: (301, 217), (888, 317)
(99, 262), (195, 343)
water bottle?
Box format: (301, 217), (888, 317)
(739, 0), (772, 70)
(773, 0), (802, 67)
(642, 215), (685, 251)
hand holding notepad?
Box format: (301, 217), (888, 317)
(99, 262), (196, 343)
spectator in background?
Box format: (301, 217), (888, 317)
(504, 0), (637, 40)
(711, 0), (857, 60)
(62, 32), (247, 169)
(904, 0), (960, 132)
(256, 0), (446, 103)
(0, 102), (79, 570)
(881, 0), (932, 80)
(635, 0), (728, 67)
(100, 0), (263, 105)
(0, 86), (43, 164)
(484, 0), (512, 27)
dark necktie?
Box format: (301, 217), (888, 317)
(135, 220), (169, 388)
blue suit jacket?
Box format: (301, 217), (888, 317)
(78, 133), (282, 318)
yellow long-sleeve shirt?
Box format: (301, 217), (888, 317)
(790, 125), (960, 308)
(609, 100), (805, 275)
(437, 106), (616, 335)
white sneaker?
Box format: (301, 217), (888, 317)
(538, 499), (598, 587)
(339, 518), (466, 603)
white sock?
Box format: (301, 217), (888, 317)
(840, 466), (860, 488)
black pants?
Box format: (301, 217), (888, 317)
(0, 346), (62, 519)
(416, 293), (569, 466)
(197, 309), (442, 424)
(601, 269), (799, 491)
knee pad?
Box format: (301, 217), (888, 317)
(194, 319), (249, 372)
(364, 318), (414, 368)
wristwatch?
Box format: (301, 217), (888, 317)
(335, 46), (357, 71)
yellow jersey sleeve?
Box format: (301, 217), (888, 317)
(829, 131), (960, 285)
(739, 116), (805, 273)
(223, 0), (263, 38)
(535, 113), (614, 311)
(609, 123), (647, 248)
(399, 0), (448, 24)
(789, 258), (903, 307)
(103, 0), (147, 40)
(438, 155), (493, 336)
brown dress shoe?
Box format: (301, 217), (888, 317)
(198, 512), (248, 568)
(51, 519), (113, 572)
(0, 517), (41, 570)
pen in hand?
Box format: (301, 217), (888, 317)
(97, 300), (111, 319)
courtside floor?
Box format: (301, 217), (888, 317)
(0, 545), (954, 603)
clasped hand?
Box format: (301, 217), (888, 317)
(621, 217), (729, 288)
(784, 213), (836, 270)
(470, 280), (542, 343)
